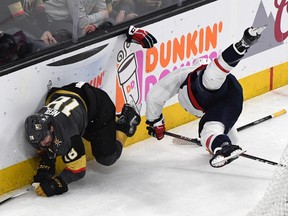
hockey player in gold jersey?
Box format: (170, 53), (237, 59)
(25, 82), (141, 197)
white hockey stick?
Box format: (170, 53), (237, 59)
(0, 186), (34, 205)
(166, 109), (287, 146)
(166, 131), (285, 167)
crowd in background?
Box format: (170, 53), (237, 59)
(0, 0), (179, 66)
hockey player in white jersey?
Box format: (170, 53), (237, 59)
(145, 26), (266, 168)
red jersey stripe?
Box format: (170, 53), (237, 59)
(205, 134), (214, 153)
(214, 58), (229, 73)
(186, 65), (207, 112)
(65, 167), (86, 174)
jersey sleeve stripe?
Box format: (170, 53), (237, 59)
(214, 58), (229, 73)
(64, 166), (86, 174)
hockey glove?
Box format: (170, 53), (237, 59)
(33, 150), (56, 183)
(126, 25), (157, 48)
(34, 177), (68, 197)
(33, 164), (54, 183)
(146, 114), (166, 140)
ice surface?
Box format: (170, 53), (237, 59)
(1, 85), (288, 216)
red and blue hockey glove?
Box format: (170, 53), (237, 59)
(34, 177), (68, 197)
(126, 25), (157, 48)
(146, 114), (166, 140)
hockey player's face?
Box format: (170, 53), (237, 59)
(39, 126), (54, 147)
(40, 134), (53, 147)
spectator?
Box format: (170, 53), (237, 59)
(44, 0), (109, 36)
(0, 31), (21, 65)
(108, 0), (138, 24)
(21, 0), (58, 45)
(134, 0), (175, 16)
(107, 0), (176, 23)
(0, 1), (56, 65)
(0, 0), (57, 48)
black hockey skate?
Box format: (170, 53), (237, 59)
(235, 26), (266, 53)
(117, 97), (141, 137)
(209, 143), (245, 168)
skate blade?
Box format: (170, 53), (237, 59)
(211, 150), (247, 167)
(254, 25), (267, 35)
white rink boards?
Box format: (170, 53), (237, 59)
(1, 85), (288, 216)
